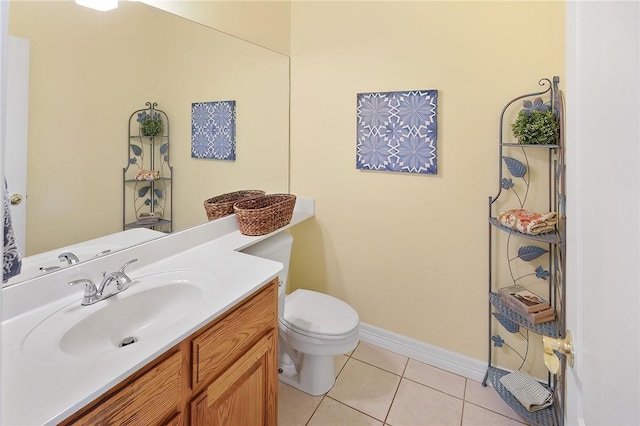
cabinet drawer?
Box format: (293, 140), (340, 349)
(70, 351), (183, 426)
(192, 281), (277, 389)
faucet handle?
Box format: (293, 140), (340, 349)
(69, 279), (98, 305)
(40, 266), (62, 274)
(93, 249), (112, 258)
(119, 258), (138, 274)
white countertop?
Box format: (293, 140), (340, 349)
(1, 198), (314, 425)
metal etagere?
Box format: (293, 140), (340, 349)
(482, 77), (566, 426)
(123, 101), (173, 233)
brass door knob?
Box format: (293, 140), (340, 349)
(542, 329), (574, 374)
(10, 194), (23, 205)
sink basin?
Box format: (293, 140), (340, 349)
(22, 270), (215, 359)
(60, 283), (201, 356)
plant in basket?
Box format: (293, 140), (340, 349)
(511, 97), (559, 145)
(137, 111), (164, 137)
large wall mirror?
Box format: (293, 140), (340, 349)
(5, 0), (290, 286)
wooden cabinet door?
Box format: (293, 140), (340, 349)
(191, 330), (277, 426)
(191, 282), (277, 392)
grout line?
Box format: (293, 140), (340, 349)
(304, 394), (325, 426)
(382, 376), (403, 425)
(400, 356), (409, 377)
(463, 401), (530, 425)
(460, 398), (466, 426)
(325, 396), (388, 425)
(348, 357), (403, 378)
(460, 380), (467, 426)
(401, 376), (465, 401)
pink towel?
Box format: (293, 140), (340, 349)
(498, 209), (557, 235)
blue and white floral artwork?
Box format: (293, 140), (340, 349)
(191, 101), (236, 160)
(356, 90), (438, 174)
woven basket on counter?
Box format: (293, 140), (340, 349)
(234, 194), (296, 236)
(204, 190), (266, 221)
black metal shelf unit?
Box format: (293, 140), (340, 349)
(482, 77), (566, 426)
(123, 102), (173, 233)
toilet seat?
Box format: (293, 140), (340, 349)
(281, 289), (359, 339)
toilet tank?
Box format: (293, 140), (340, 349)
(241, 232), (293, 317)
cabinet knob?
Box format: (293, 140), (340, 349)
(542, 329), (574, 373)
(10, 193), (22, 205)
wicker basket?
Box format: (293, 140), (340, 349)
(204, 190), (265, 221)
(234, 194), (296, 236)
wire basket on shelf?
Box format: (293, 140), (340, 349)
(234, 194), (296, 236)
(204, 190), (265, 221)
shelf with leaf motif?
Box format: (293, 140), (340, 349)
(501, 143), (560, 149)
(124, 177), (172, 184)
(129, 135), (168, 140)
(486, 366), (559, 426)
(489, 217), (561, 244)
(123, 102), (172, 234)
(124, 218), (172, 230)
(484, 78), (565, 426)
(490, 292), (559, 338)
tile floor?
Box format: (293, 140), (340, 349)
(278, 342), (530, 426)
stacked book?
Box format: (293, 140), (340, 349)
(136, 211), (161, 225)
(498, 285), (556, 324)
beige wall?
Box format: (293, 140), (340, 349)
(288, 1), (565, 368)
(142, 0), (291, 55)
(10, 1), (289, 255)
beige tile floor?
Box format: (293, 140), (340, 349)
(278, 342), (530, 426)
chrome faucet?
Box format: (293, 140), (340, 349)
(58, 252), (80, 265)
(69, 258), (138, 306)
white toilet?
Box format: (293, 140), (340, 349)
(241, 232), (359, 396)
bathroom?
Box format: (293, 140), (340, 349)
(2, 1), (639, 425)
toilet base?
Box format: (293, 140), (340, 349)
(278, 352), (337, 396)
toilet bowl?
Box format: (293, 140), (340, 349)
(241, 232), (359, 396)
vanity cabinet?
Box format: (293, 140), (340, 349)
(61, 280), (278, 426)
(123, 101), (173, 233)
(190, 331), (277, 425)
(482, 77), (566, 425)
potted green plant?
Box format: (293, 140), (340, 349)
(137, 111), (164, 137)
(511, 97), (559, 145)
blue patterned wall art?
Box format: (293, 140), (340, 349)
(356, 90), (438, 174)
(191, 101), (236, 160)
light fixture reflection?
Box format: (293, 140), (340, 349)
(75, 0), (118, 12)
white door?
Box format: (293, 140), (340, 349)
(4, 35), (28, 256)
(565, 2), (640, 425)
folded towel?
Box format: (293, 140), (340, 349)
(497, 209), (558, 235)
(499, 371), (553, 412)
(134, 170), (160, 181)
(3, 178), (22, 283)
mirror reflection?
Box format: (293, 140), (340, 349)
(5, 0), (290, 286)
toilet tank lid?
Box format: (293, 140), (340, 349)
(283, 289), (359, 336)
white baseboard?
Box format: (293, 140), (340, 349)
(358, 322), (488, 383)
